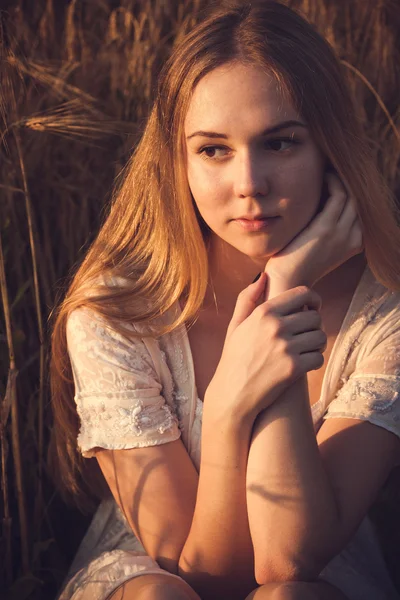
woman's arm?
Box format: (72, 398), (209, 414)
(179, 283), (324, 597)
(246, 178), (398, 582)
(178, 407), (256, 599)
(95, 279), (269, 600)
(96, 415), (256, 600)
(68, 303), (256, 600)
(246, 375), (337, 583)
(247, 373), (399, 585)
(95, 281), (324, 600)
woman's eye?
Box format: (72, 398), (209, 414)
(265, 138), (296, 151)
(199, 146), (229, 160)
(197, 138), (298, 160)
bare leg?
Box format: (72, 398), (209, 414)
(106, 573), (201, 600)
(245, 580), (349, 600)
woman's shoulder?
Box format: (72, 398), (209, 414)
(340, 266), (400, 374)
(68, 272), (182, 338)
(351, 266), (400, 332)
(324, 268), (400, 431)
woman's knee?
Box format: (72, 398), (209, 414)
(245, 580), (349, 600)
(108, 573), (200, 600)
(136, 582), (195, 600)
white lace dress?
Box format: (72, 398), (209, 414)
(59, 266), (400, 600)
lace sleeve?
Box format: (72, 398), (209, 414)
(66, 307), (181, 457)
(324, 308), (400, 438)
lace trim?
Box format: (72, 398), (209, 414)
(334, 289), (392, 388)
(76, 389), (162, 402)
(76, 398), (180, 454)
(326, 375), (400, 420)
(158, 325), (191, 426)
(80, 435), (181, 458)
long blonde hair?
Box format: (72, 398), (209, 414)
(50, 0), (400, 509)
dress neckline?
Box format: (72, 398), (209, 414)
(177, 266), (372, 414)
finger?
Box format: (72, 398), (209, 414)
(298, 351), (325, 374)
(264, 286), (322, 316)
(318, 172), (347, 222)
(283, 310), (321, 335)
(337, 193), (358, 230)
(290, 329), (327, 354)
(349, 220), (364, 254)
(326, 170), (348, 196)
(227, 272), (267, 335)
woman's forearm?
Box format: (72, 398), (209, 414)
(179, 406), (257, 600)
(246, 376), (340, 584)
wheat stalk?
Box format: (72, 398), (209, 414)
(0, 232), (15, 585)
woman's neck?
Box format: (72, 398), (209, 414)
(313, 253), (367, 303)
(204, 237), (266, 315)
(204, 236), (367, 319)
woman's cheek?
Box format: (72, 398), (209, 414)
(286, 159), (324, 215)
(187, 160), (210, 203)
(188, 163), (225, 215)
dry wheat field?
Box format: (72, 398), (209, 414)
(0, 0), (399, 598)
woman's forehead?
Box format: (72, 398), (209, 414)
(184, 63), (300, 138)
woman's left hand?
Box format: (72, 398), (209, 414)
(265, 172), (363, 298)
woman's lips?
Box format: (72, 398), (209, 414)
(233, 217), (280, 232)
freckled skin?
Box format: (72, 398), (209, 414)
(184, 62), (326, 264)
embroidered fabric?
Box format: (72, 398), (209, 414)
(66, 308), (181, 457)
(60, 268), (400, 600)
(324, 293), (400, 433)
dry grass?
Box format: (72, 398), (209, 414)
(0, 1), (399, 598)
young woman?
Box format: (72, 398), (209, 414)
(52, 2), (400, 599)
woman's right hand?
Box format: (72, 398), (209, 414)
(205, 273), (326, 421)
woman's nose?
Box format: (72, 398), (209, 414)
(233, 152), (270, 198)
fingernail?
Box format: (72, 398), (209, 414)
(252, 272), (261, 283)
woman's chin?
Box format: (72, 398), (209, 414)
(210, 233), (288, 263)
(237, 241), (285, 261)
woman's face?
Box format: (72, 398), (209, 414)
(184, 62), (326, 262)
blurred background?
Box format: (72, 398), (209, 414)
(0, 0), (399, 598)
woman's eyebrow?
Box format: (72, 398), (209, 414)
(186, 119), (307, 140)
